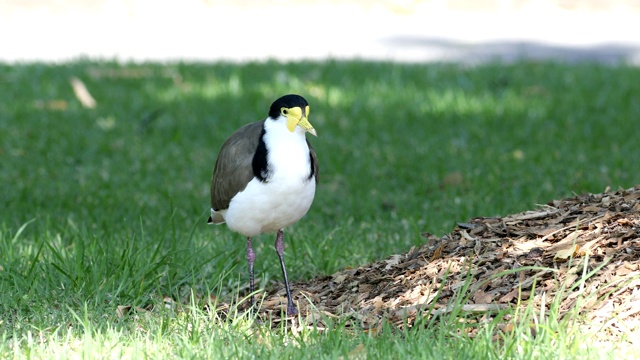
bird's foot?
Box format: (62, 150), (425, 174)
(286, 304), (298, 316)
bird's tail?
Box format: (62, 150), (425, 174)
(208, 208), (226, 225)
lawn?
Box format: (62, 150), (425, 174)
(1, 60), (639, 358)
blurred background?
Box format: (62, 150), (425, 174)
(2, 0), (639, 64)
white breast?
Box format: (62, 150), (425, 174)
(223, 121), (316, 237)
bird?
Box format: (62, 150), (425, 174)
(208, 94), (318, 316)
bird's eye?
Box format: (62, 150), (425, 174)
(281, 107), (288, 115)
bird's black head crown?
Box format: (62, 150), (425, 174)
(268, 94), (309, 119)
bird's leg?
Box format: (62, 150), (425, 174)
(275, 229), (297, 315)
(246, 237), (256, 312)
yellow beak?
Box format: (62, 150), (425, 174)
(285, 106), (317, 136)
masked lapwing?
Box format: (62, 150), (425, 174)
(208, 94), (318, 315)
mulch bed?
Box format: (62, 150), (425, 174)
(232, 185), (640, 340)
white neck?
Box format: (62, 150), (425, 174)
(263, 117), (311, 182)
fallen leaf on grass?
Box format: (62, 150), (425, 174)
(69, 76), (97, 108)
(34, 99), (68, 111)
(116, 305), (131, 318)
(116, 305), (148, 319)
(440, 172), (463, 188)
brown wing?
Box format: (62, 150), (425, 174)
(307, 139), (319, 184)
(210, 121), (264, 211)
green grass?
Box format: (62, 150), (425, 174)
(1, 60), (639, 358)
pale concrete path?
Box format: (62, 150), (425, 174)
(1, 0), (639, 64)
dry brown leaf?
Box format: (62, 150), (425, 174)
(554, 245), (580, 260)
(384, 254), (403, 270)
(431, 242), (444, 261)
(116, 305), (148, 318)
(616, 265), (635, 277)
(69, 77), (97, 108)
(472, 289), (495, 304)
(441, 172), (463, 187)
(34, 99), (68, 111)
(460, 230), (475, 241)
(499, 289), (520, 303)
(617, 218), (632, 226)
(333, 273), (347, 284)
(116, 305), (132, 318)
(579, 236), (603, 256)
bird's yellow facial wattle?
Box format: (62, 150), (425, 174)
(282, 105), (317, 136)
